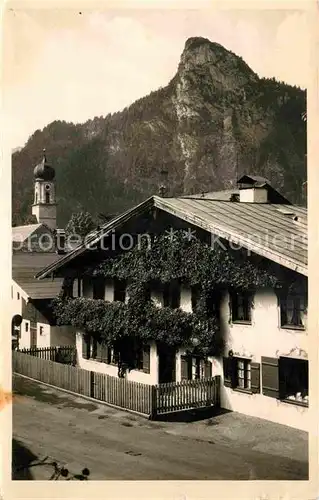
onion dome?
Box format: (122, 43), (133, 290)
(33, 149), (55, 181)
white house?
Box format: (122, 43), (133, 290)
(36, 175), (308, 430)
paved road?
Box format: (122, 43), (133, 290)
(12, 375), (308, 480)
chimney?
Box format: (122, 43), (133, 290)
(55, 229), (66, 254)
(237, 175), (269, 203)
(159, 167), (168, 197)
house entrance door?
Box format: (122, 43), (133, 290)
(158, 345), (176, 384)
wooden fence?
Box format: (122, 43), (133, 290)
(155, 377), (220, 415)
(18, 346), (76, 365)
(12, 350), (220, 418)
(13, 350), (152, 415)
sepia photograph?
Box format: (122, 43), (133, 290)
(2, 0), (317, 493)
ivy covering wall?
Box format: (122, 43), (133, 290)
(52, 230), (287, 369)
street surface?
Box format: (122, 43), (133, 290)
(12, 374), (308, 480)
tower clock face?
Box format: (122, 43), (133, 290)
(45, 184), (51, 190)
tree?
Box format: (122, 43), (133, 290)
(65, 211), (96, 239)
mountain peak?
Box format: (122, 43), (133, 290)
(180, 36), (257, 84)
(184, 37), (223, 52)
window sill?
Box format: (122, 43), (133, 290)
(231, 320), (252, 326)
(280, 398), (308, 408)
(280, 325), (305, 331)
(86, 358), (117, 366)
(232, 387), (253, 395)
(132, 367), (150, 375)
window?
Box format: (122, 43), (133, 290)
(77, 279), (82, 297)
(279, 357), (308, 405)
(191, 286), (200, 312)
(135, 345), (151, 373)
(113, 279), (126, 302)
(45, 191), (50, 204)
(17, 292), (20, 300)
(224, 356), (260, 393)
(39, 326), (44, 336)
(25, 322), (29, 332)
(261, 356), (308, 406)
(163, 281), (180, 309)
(231, 290), (252, 323)
(235, 358), (251, 390)
(280, 293), (306, 329)
(82, 335), (119, 364)
(181, 355), (212, 380)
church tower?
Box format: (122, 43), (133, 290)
(32, 149), (57, 230)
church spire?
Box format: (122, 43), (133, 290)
(32, 150), (57, 230)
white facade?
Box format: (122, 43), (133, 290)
(77, 333), (158, 384)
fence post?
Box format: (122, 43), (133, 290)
(215, 375), (221, 407)
(149, 385), (157, 420)
(90, 371), (95, 399)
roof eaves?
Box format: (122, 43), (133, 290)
(153, 196), (307, 276)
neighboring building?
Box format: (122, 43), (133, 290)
(11, 252), (75, 349)
(12, 223), (56, 253)
(36, 175), (308, 431)
(11, 151), (72, 349)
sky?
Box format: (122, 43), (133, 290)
(3, 4), (312, 149)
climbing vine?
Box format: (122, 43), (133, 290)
(87, 230), (281, 290)
(52, 230), (287, 365)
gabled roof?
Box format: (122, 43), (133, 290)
(155, 197), (307, 275)
(36, 193), (307, 279)
(12, 252), (63, 299)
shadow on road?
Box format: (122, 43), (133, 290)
(12, 439), (38, 480)
(155, 406), (231, 423)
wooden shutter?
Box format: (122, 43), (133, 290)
(223, 356), (236, 388)
(181, 355), (190, 380)
(92, 338), (98, 359)
(142, 345), (151, 374)
(261, 357), (279, 398)
(204, 360), (212, 379)
(230, 292), (238, 321)
(82, 335), (89, 359)
(250, 362), (260, 393)
(95, 340), (103, 362)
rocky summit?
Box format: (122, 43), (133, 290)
(12, 36), (306, 227)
